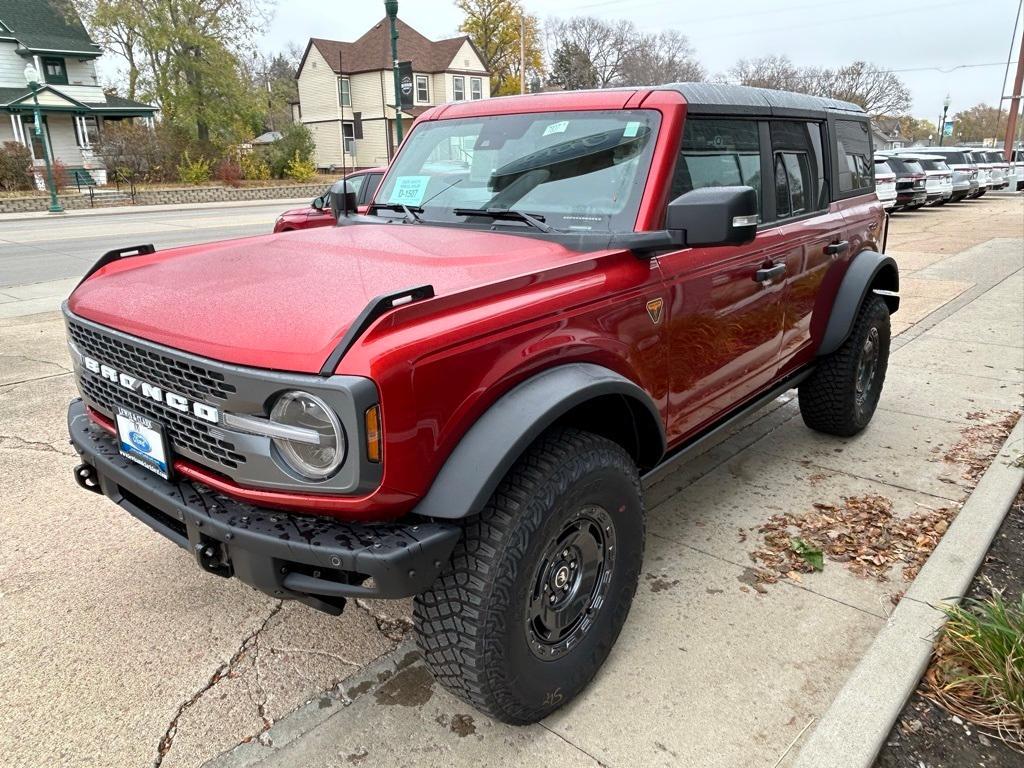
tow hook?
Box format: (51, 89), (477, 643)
(194, 536), (233, 578)
(73, 463), (102, 494)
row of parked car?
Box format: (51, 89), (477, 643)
(873, 147), (1024, 212)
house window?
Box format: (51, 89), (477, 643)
(342, 122), (355, 154)
(453, 76), (465, 101)
(470, 77), (482, 100)
(338, 77), (351, 107)
(21, 116), (50, 161)
(42, 57), (69, 85)
(72, 115), (101, 147)
(415, 75), (429, 103)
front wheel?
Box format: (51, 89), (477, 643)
(414, 428), (645, 724)
(799, 294), (891, 437)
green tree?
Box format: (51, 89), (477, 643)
(70, 0), (270, 146)
(950, 104), (1008, 144)
(266, 124), (315, 179)
(457, 0), (543, 96)
(547, 41), (597, 91)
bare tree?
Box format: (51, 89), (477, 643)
(728, 55), (804, 92)
(545, 16), (640, 88)
(806, 61), (911, 117)
(621, 30), (705, 86)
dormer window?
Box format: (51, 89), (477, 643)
(42, 57), (69, 85)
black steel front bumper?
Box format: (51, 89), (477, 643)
(68, 399), (460, 614)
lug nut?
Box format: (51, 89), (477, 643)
(549, 595), (556, 604)
(562, 549), (568, 558)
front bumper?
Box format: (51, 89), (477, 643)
(68, 399), (460, 614)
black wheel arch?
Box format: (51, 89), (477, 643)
(412, 363), (665, 521)
(818, 250), (899, 357)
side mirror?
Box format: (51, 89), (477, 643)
(666, 186), (758, 247)
(329, 180), (358, 220)
(311, 195), (325, 210)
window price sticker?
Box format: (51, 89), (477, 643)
(389, 176), (431, 206)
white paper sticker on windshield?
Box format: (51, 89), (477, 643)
(543, 120), (569, 136)
(623, 121), (641, 138)
(389, 175), (431, 206)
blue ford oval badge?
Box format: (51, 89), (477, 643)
(129, 431), (151, 453)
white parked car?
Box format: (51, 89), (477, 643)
(980, 149), (1011, 190)
(965, 150), (992, 196)
(1011, 148), (1024, 190)
(906, 155), (954, 205)
(873, 155), (898, 210)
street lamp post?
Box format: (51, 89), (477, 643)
(23, 64), (63, 214)
(937, 93), (951, 147)
(384, 0), (403, 146)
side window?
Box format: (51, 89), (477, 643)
(770, 120), (827, 218)
(453, 76), (465, 101)
(360, 173), (383, 205)
(835, 119), (873, 193)
(344, 174), (366, 200)
(670, 118), (762, 220)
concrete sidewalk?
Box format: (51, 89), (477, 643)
(0, 195), (1020, 768)
(207, 198), (1024, 768)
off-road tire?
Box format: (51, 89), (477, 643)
(799, 294), (890, 437)
(413, 428), (645, 724)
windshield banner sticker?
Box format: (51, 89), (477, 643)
(623, 121), (641, 138)
(542, 120), (569, 136)
(390, 176), (431, 206)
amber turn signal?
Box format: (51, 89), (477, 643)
(365, 405), (382, 463)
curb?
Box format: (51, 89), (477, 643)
(0, 196), (314, 222)
(790, 414), (1024, 768)
(203, 639), (419, 768)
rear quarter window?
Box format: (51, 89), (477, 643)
(835, 119), (873, 194)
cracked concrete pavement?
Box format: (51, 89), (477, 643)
(0, 193), (1021, 768)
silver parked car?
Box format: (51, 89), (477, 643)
(1011, 148), (1024, 190)
(890, 148), (977, 201)
(980, 149), (1011, 190)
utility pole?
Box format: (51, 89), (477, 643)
(520, 12), (526, 95)
(1003, 15), (1024, 158)
(385, 0), (403, 145)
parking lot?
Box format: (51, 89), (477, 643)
(0, 192), (1022, 767)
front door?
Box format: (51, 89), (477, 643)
(658, 117), (786, 444)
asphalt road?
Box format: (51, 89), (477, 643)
(0, 200), (305, 288)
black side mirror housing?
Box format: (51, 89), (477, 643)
(328, 180), (358, 220)
(666, 186), (758, 247)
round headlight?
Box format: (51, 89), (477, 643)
(269, 391), (345, 480)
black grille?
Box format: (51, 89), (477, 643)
(67, 321), (236, 403)
(69, 321), (247, 471)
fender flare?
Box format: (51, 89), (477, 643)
(818, 250), (900, 357)
(412, 363), (665, 520)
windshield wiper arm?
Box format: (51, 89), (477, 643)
(372, 203), (423, 223)
(453, 208), (554, 233)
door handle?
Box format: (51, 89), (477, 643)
(825, 240), (850, 255)
(754, 264), (786, 283)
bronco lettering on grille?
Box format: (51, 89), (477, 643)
(80, 354), (220, 424)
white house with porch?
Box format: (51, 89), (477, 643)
(0, 0), (156, 188)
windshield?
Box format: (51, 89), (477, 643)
(372, 110), (661, 233)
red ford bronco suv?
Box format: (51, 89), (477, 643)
(66, 83), (897, 724)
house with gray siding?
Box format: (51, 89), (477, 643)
(0, 0), (156, 186)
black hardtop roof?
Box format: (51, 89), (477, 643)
(653, 82), (866, 118)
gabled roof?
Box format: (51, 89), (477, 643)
(302, 17), (488, 76)
(0, 85), (156, 113)
(0, 0), (102, 56)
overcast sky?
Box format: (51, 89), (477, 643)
(101, 0), (1024, 121)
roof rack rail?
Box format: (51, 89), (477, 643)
(76, 244), (156, 289)
(319, 284), (435, 376)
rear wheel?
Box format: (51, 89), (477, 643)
(799, 294), (891, 437)
(414, 428), (645, 724)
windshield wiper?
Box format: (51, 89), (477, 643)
(453, 208), (555, 233)
(372, 203), (423, 223)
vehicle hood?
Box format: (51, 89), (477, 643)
(277, 206), (311, 219)
(68, 224), (589, 373)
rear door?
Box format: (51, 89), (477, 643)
(764, 120), (845, 371)
(656, 117), (788, 443)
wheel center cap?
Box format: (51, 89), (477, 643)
(554, 565), (570, 589)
